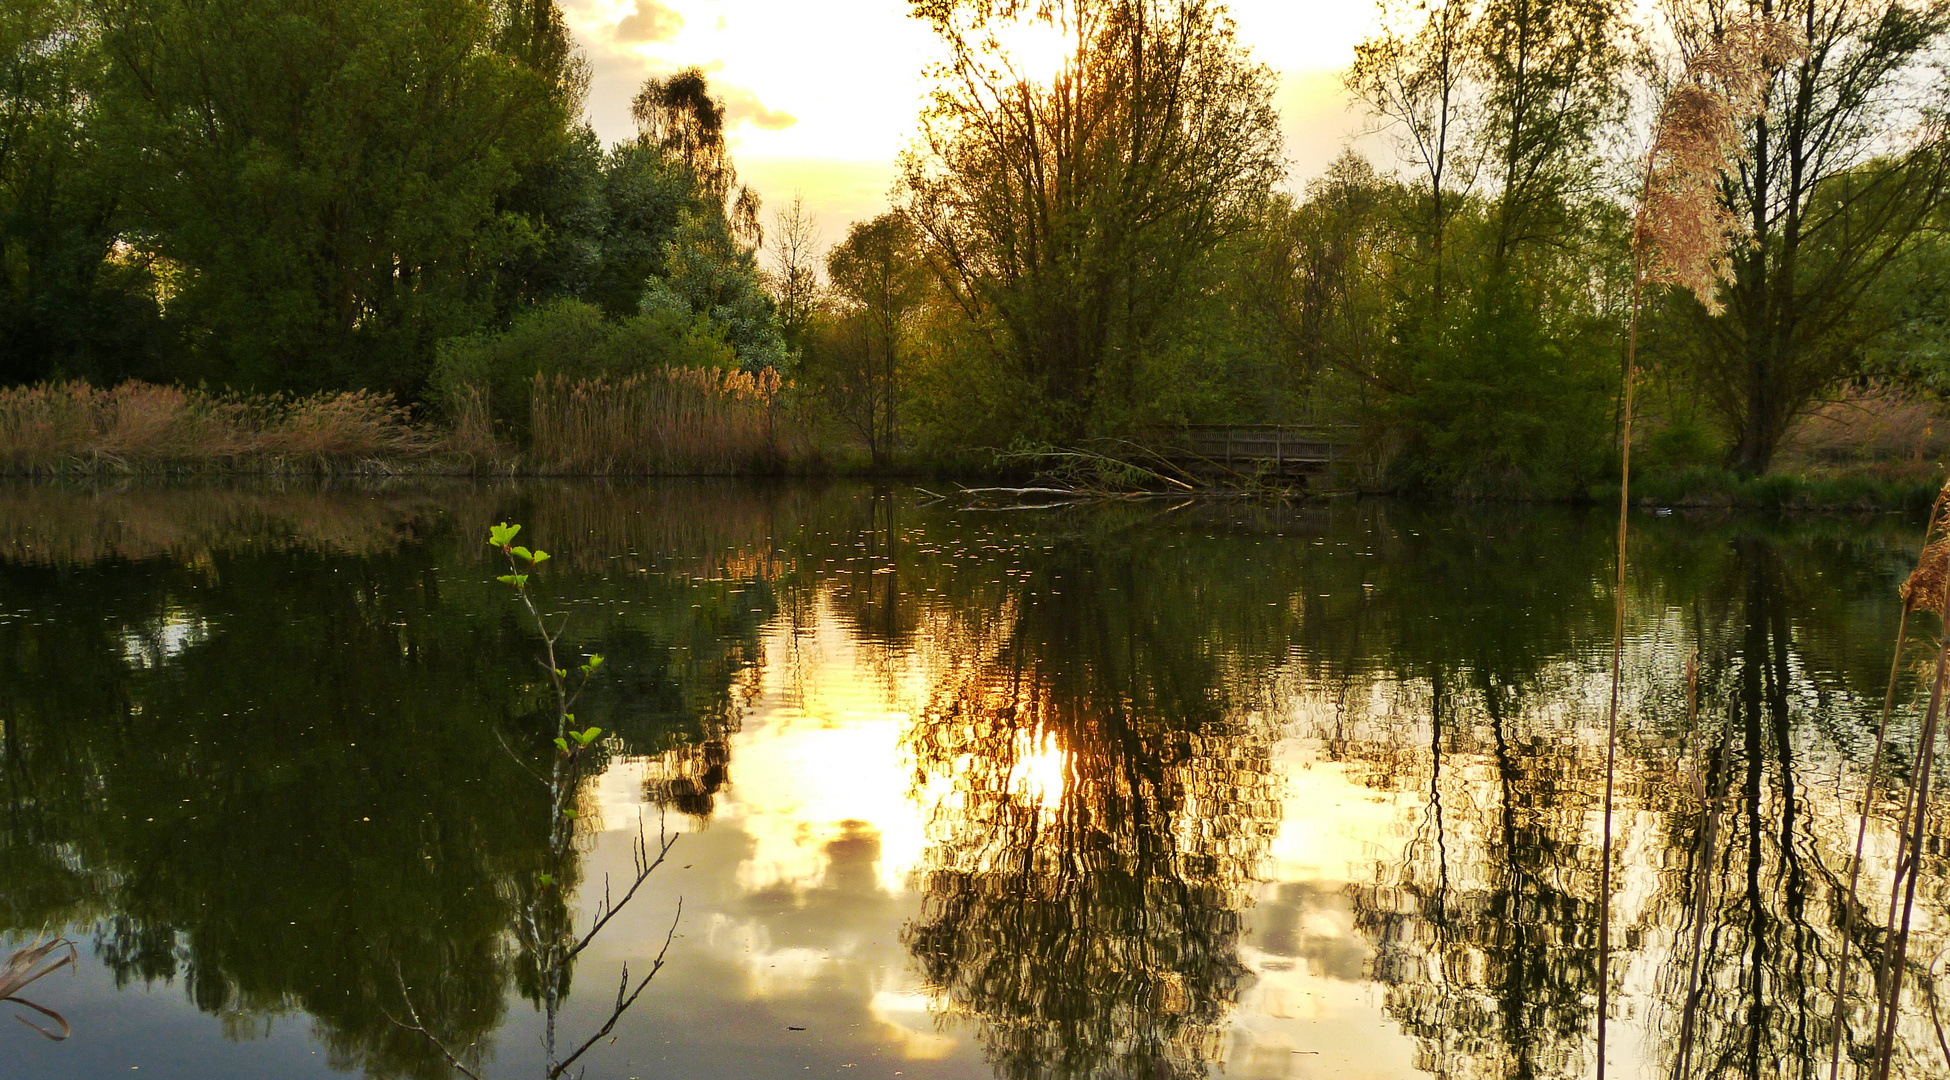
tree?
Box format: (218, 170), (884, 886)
(904, 0), (1283, 441)
(766, 194), (822, 356)
(0, 0), (169, 385)
(1664, 0), (1950, 475)
(1347, 0), (1475, 308)
(631, 66), (763, 250)
(626, 68), (784, 371)
(810, 212), (927, 464)
(1335, 0), (1630, 495)
(91, 0), (576, 394)
(1473, 0), (1628, 270)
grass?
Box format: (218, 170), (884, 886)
(1597, 462), (1944, 514)
(3, 936), (77, 1040)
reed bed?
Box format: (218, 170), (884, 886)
(0, 382), (427, 474)
(526, 368), (799, 475)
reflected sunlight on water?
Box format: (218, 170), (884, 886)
(2, 481), (1945, 1080)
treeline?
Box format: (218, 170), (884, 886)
(793, 0), (1950, 492)
(0, 0), (777, 402)
(5, 0), (1950, 491)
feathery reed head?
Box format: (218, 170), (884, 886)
(1635, 16), (1806, 314)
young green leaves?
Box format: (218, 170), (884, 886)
(487, 522), (551, 592)
(553, 726), (604, 754)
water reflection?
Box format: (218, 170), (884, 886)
(899, 519), (1286, 1079)
(0, 481), (1943, 1079)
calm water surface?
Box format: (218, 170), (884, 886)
(0, 481), (1942, 1080)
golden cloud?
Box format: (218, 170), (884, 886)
(615, 0), (684, 44)
(721, 85), (797, 132)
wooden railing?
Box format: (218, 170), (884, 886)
(1142, 423), (1356, 476)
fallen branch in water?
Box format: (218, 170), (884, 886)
(955, 486), (1086, 497)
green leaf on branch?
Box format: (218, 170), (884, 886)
(573, 726), (603, 746)
(530, 550), (550, 565)
(510, 546), (533, 561)
(538, 872), (553, 886)
(552, 737), (569, 752)
(495, 574), (528, 588)
(488, 523), (520, 548)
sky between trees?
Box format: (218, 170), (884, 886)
(559, 0), (1377, 236)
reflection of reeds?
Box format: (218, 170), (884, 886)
(1870, 502), (1950, 1080)
(3, 936), (77, 1040)
(0, 483), (460, 566)
(1828, 481), (1950, 1080)
(527, 370), (801, 475)
(0, 382), (428, 474)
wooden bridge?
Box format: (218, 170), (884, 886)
(1144, 424), (1355, 479)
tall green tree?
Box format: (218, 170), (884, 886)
(0, 0), (168, 384)
(625, 67), (784, 371)
(1665, 0), (1950, 474)
(809, 212), (927, 464)
(904, 0), (1284, 442)
(92, 0), (576, 394)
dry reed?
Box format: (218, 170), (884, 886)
(0, 382), (426, 475)
(3, 936), (76, 1040)
(1828, 481), (1950, 1080)
(1601, 16), (1805, 1080)
(526, 368), (795, 475)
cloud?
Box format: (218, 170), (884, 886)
(614, 0), (684, 44)
(720, 85), (797, 132)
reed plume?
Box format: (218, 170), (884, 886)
(1599, 16), (1803, 1080)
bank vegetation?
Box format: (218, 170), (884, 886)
(4, 0), (1950, 500)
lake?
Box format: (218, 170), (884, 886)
(0, 480), (1941, 1080)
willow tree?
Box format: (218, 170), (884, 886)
(1666, 0), (1950, 475)
(903, 0), (1282, 441)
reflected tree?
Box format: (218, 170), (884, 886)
(898, 520), (1287, 1078)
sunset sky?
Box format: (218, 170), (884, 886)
(557, 0), (1383, 245)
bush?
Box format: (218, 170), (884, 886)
(1639, 421), (1720, 474)
(430, 299), (734, 436)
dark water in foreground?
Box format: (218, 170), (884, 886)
(0, 481), (1943, 1080)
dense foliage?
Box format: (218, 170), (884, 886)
(4, 0), (1950, 490)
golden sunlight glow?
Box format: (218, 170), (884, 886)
(561, 0), (1382, 238)
(985, 15), (1075, 86)
(1007, 726), (1069, 810)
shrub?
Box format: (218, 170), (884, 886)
(430, 298), (734, 436)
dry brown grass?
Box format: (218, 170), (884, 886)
(0, 382), (428, 475)
(527, 368), (803, 475)
(0, 374), (815, 476)
(1781, 386), (1950, 466)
